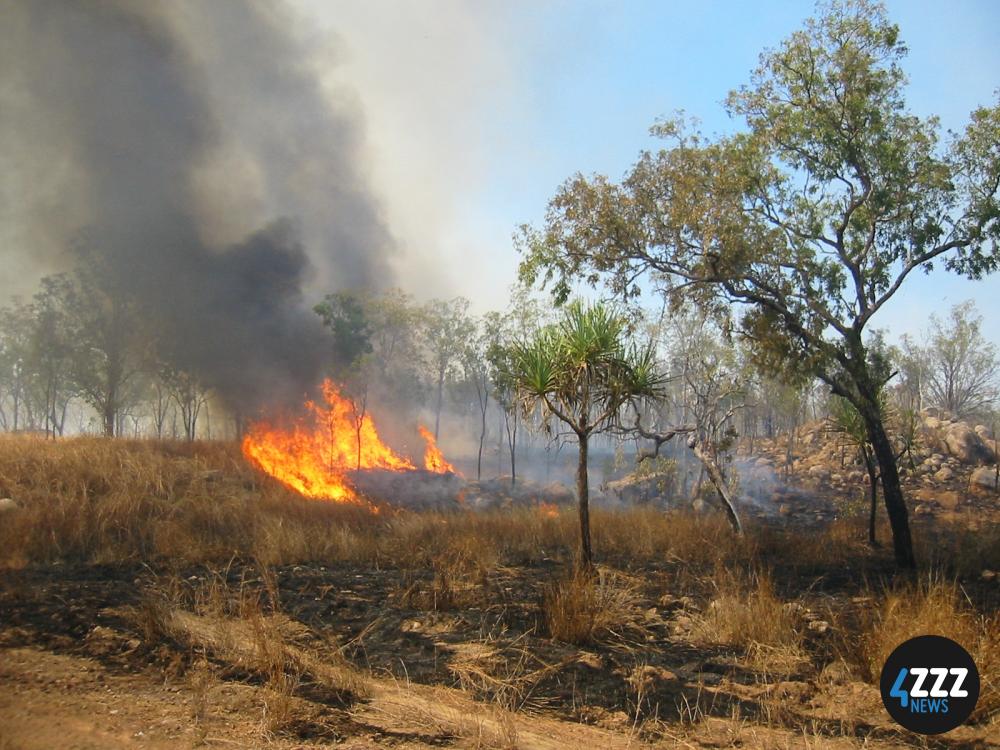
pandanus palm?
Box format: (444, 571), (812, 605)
(508, 301), (666, 567)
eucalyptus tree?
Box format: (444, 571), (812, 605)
(462, 322), (492, 481)
(484, 288), (548, 485)
(635, 309), (748, 532)
(160, 365), (209, 441)
(364, 288), (426, 408)
(68, 243), (147, 438)
(922, 301), (998, 419)
(27, 276), (78, 437)
(421, 297), (475, 440)
(519, 1), (1000, 567)
(0, 301), (36, 431)
(314, 291), (374, 469)
(508, 300), (665, 567)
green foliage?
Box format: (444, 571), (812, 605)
(923, 301), (997, 418)
(518, 0), (999, 401)
(420, 297), (475, 437)
(314, 288), (428, 410)
(508, 300), (666, 437)
(314, 292), (373, 373)
(515, 0), (1000, 565)
(632, 455), (679, 498)
(829, 394), (869, 449)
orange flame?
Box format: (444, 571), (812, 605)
(537, 501), (559, 518)
(418, 425), (461, 476)
(242, 379), (417, 503)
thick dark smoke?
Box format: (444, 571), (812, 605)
(0, 0), (395, 408)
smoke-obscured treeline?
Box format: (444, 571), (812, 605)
(2, 256), (996, 483)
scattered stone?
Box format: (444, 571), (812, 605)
(782, 601), (807, 615)
(971, 466), (999, 491)
(819, 659), (853, 686)
(770, 680), (812, 702)
(937, 491), (962, 510)
(982, 570), (996, 582)
(934, 467), (954, 482)
(84, 626), (127, 656)
(627, 665), (678, 691)
(0, 497), (17, 513)
(944, 422), (993, 464)
(672, 615), (694, 635)
(695, 672), (723, 686)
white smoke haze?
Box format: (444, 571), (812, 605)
(292, 0), (526, 307)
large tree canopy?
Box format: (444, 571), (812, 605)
(519, 0), (1000, 568)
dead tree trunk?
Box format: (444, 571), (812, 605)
(633, 418), (742, 534)
(690, 437), (742, 534)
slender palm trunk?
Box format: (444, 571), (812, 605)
(576, 433), (592, 568)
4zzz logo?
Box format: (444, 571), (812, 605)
(887, 665), (970, 712)
(880, 635), (981, 735)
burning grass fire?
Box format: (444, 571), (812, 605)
(418, 425), (462, 477)
(241, 379), (459, 503)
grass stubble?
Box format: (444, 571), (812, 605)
(0, 434), (997, 747)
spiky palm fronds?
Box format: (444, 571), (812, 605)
(508, 300), (666, 435)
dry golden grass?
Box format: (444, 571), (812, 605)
(846, 576), (1000, 724)
(0, 435), (856, 573)
(541, 566), (651, 646)
(691, 568), (802, 653)
(5, 436), (1000, 744)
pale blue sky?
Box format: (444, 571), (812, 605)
(305, 0), (1000, 346)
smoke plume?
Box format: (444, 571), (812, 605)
(0, 0), (395, 408)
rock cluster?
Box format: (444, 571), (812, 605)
(743, 410), (999, 499)
(919, 411), (998, 465)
